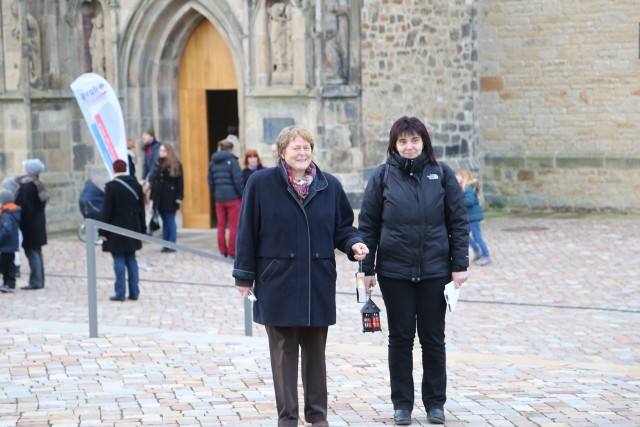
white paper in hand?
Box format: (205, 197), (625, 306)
(443, 281), (460, 313)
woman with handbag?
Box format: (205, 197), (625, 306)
(100, 160), (145, 301)
(150, 143), (183, 252)
(233, 125), (368, 427)
(358, 116), (469, 425)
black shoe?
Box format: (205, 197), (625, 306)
(393, 409), (412, 425)
(161, 247), (176, 253)
(21, 285), (43, 290)
(426, 408), (445, 424)
(128, 296), (138, 301)
(109, 296), (125, 301)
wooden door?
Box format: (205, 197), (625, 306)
(179, 20), (237, 228)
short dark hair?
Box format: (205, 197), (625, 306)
(387, 116), (437, 164)
(113, 159), (128, 173)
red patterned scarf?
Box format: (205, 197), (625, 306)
(284, 161), (316, 201)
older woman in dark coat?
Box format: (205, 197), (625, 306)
(100, 160), (146, 301)
(15, 159), (48, 290)
(233, 126), (369, 427)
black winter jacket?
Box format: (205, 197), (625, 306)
(208, 150), (243, 202)
(100, 174), (146, 253)
(150, 163), (184, 212)
(358, 152), (469, 281)
(15, 178), (47, 249)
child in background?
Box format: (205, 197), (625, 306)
(0, 190), (21, 293)
(457, 168), (492, 266)
(2, 177), (21, 278)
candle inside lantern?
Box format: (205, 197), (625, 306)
(355, 272), (366, 303)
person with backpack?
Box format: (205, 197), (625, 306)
(0, 190), (21, 293)
(357, 116), (469, 426)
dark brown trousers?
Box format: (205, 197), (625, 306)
(265, 326), (329, 427)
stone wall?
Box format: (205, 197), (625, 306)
(477, 0), (640, 211)
(360, 0), (476, 170)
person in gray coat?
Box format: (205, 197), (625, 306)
(15, 159), (48, 290)
(207, 139), (244, 258)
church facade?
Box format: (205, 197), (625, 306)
(1, 0), (638, 231)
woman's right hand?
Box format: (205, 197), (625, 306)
(364, 275), (376, 293)
(236, 286), (253, 299)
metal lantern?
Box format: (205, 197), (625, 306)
(360, 296), (382, 333)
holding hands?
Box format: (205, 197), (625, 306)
(351, 242), (369, 261)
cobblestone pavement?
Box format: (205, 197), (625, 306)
(0, 213), (639, 426)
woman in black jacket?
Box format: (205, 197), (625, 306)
(150, 143), (184, 252)
(100, 160), (146, 301)
(358, 116), (469, 426)
(15, 159), (48, 290)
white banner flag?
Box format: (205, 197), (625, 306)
(70, 73), (128, 178)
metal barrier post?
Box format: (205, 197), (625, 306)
(244, 298), (253, 336)
(83, 218), (246, 337)
(86, 219), (99, 338)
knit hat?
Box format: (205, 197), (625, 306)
(144, 128), (155, 138)
(0, 189), (14, 205)
(113, 159), (127, 173)
(1, 176), (18, 194)
(23, 158), (45, 176)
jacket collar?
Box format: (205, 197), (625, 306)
(388, 152), (429, 176)
(277, 159), (328, 206)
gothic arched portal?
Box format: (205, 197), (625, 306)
(119, 1), (243, 229)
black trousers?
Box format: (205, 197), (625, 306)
(265, 326), (329, 427)
(0, 252), (16, 288)
(379, 275), (449, 412)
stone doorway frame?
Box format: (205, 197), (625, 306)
(117, 0), (246, 228)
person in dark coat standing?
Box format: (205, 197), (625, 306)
(207, 139), (243, 258)
(141, 129), (160, 184)
(358, 116), (469, 426)
(0, 190), (21, 293)
(233, 125), (369, 427)
(15, 158), (48, 290)
(100, 159), (146, 301)
(150, 143), (183, 252)
(241, 149), (265, 185)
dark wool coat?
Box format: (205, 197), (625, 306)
(242, 165), (265, 185)
(142, 139), (160, 181)
(0, 205), (21, 253)
(232, 162), (364, 327)
(150, 163), (184, 212)
(358, 153), (469, 281)
(463, 186), (484, 223)
(15, 180), (47, 249)
(208, 150), (244, 202)
(100, 174), (146, 253)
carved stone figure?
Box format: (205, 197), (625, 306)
(323, 0), (349, 84)
(268, 1), (293, 83)
(89, 12), (106, 75)
(11, 1), (43, 88)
